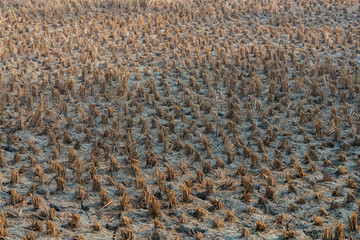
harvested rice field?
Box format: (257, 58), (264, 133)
(0, 0), (360, 239)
